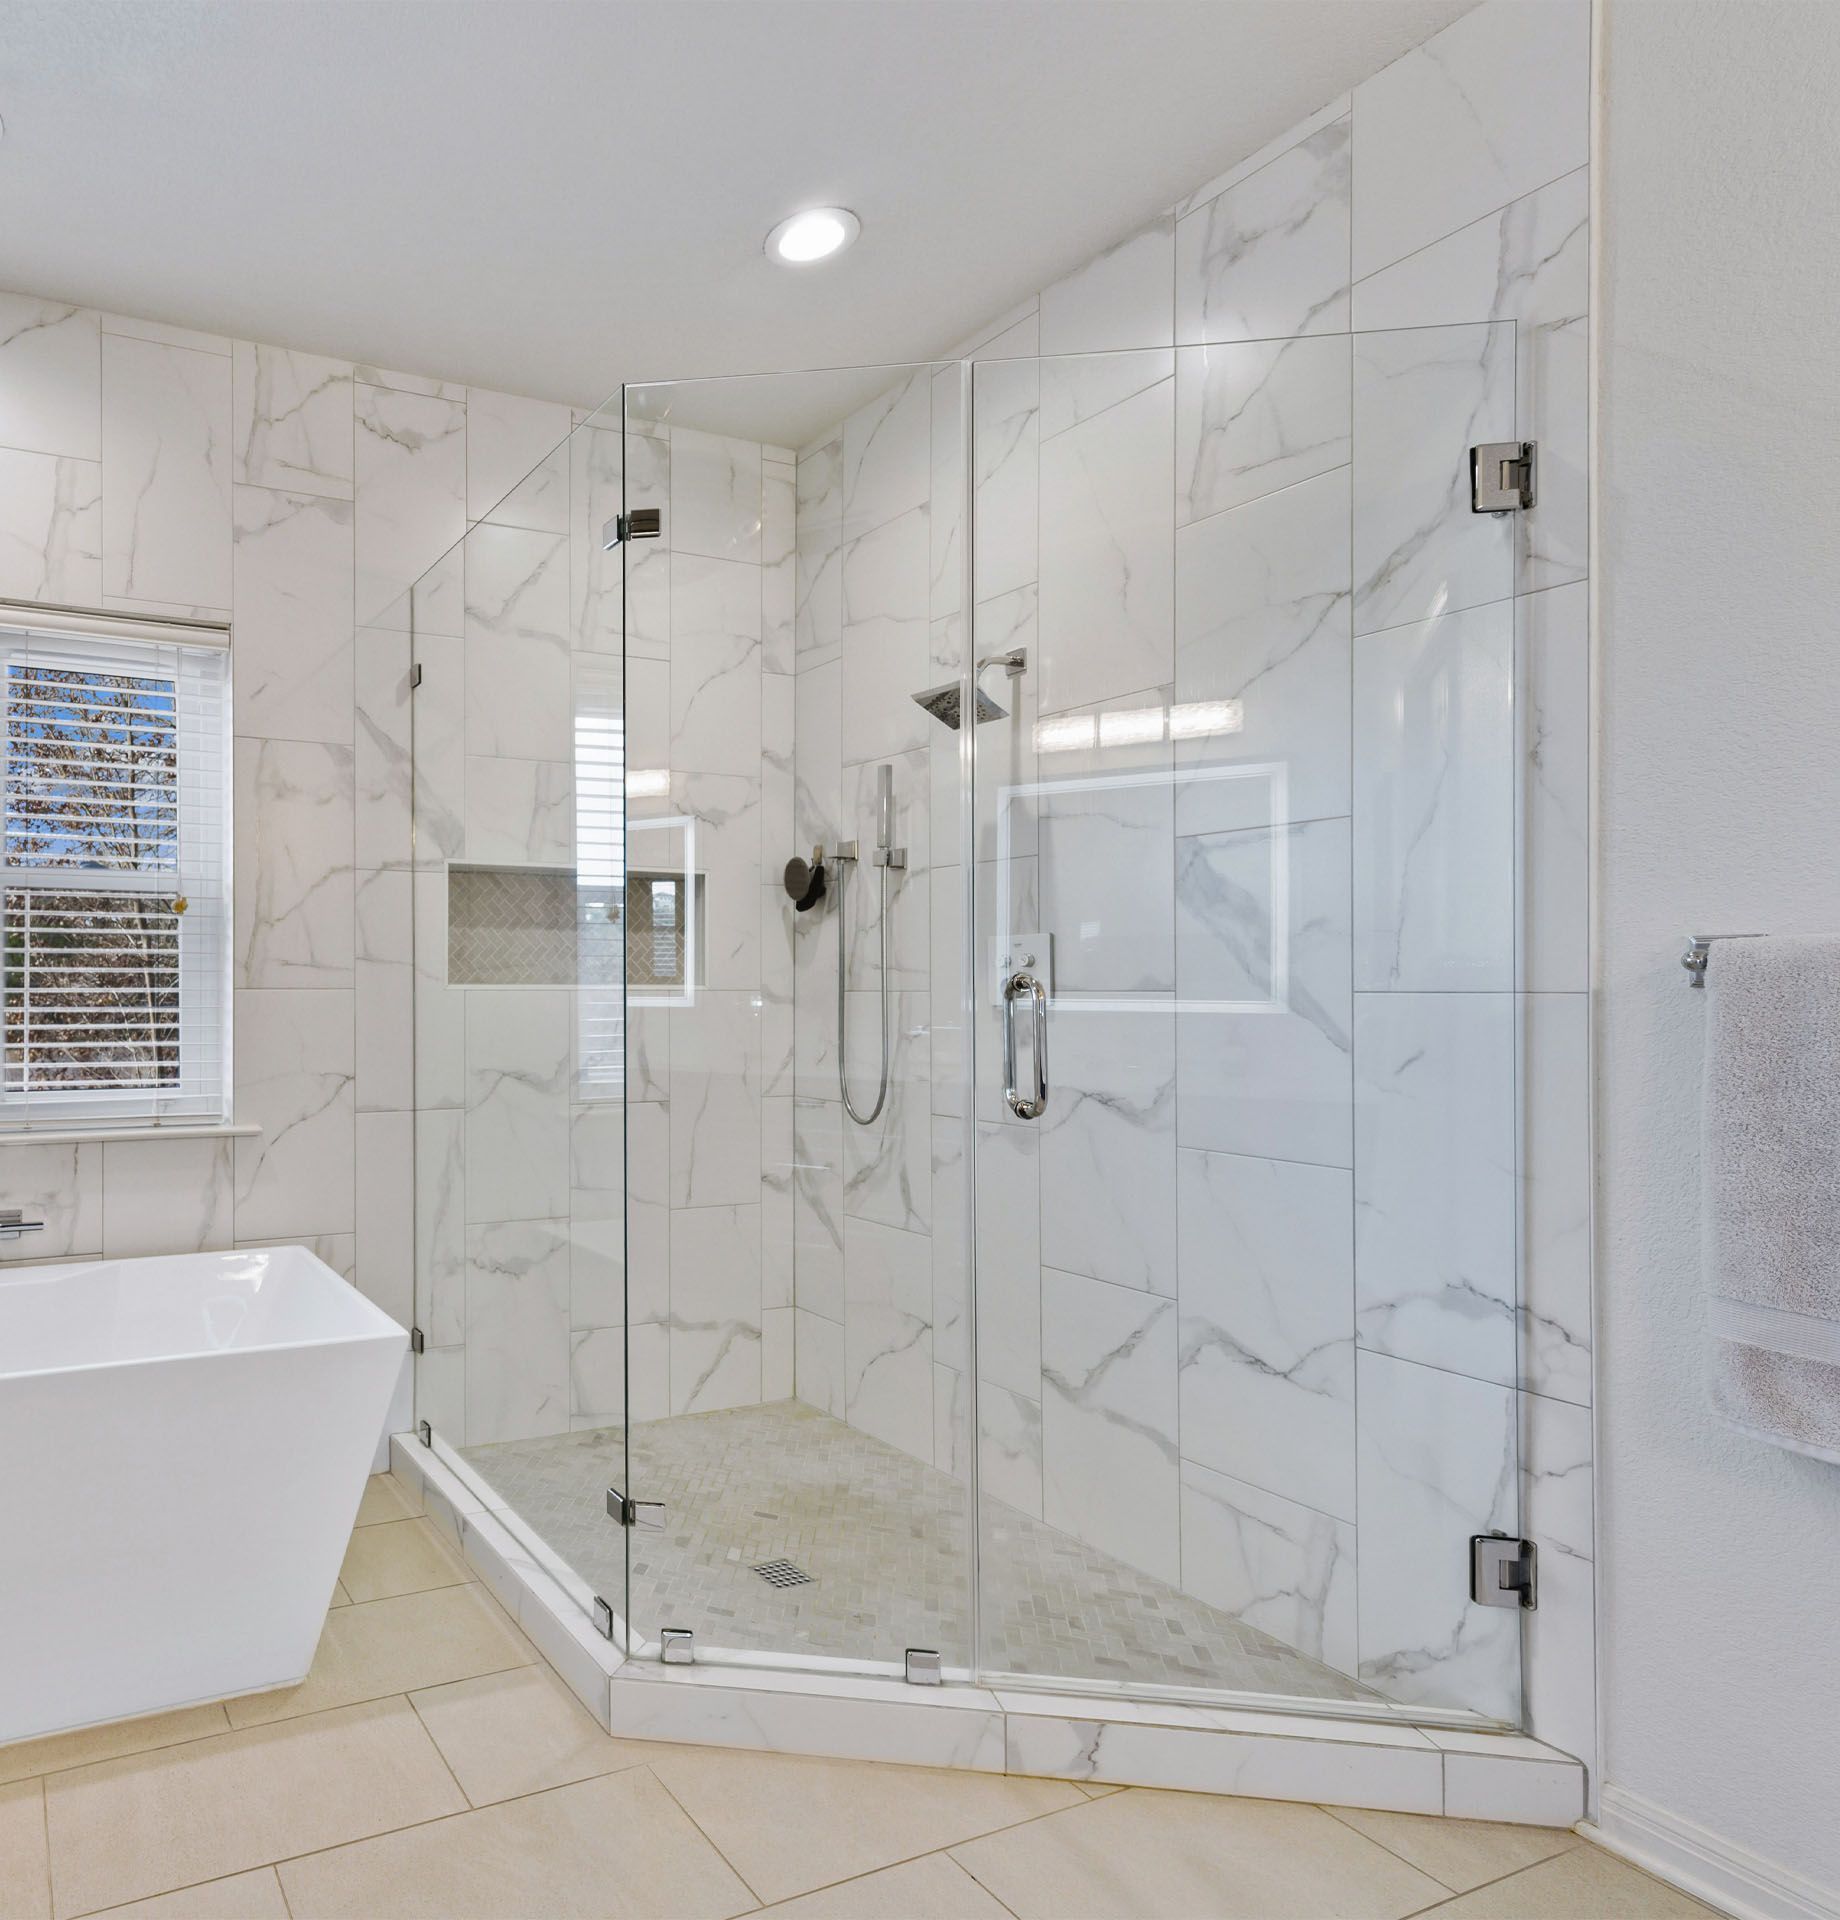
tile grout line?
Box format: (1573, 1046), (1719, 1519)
(640, 1764), (770, 1910)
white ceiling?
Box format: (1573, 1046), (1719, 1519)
(0, 0), (1474, 434)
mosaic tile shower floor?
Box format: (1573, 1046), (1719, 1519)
(464, 1399), (1379, 1703)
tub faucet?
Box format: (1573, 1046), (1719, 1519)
(0, 1210), (44, 1241)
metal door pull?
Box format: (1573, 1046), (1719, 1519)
(1002, 970), (1049, 1119)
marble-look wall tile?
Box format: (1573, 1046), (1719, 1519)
(1177, 1146), (1355, 1521)
(231, 484), (354, 743)
(354, 382), (466, 626)
(929, 1113), (968, 1373)
(795, 1307), (844, 1418)
(1351, 322), (1514, 638)
(465, 1216), (571, 1444)
(1520, 1387), (1595, 1767)
(843, 1216), (933, 1459)
(762, 1306), (795, 1401)
(842, 750), (928, 991)
(1354, 169), (1588, 596)
(232, 989), (355, 1240)
(462, 755), (572, 867)
(1176, 334), (1350, 526)
(670, 552), (762, 775)
(410, 866), (464, 1107)
(1041, 1267), (1181, 1585)
(1355, 1348), (1520, 1721)
(463, 525), (572, 763)
(0, 294), (100, 459)
(670, 988), (761, 1208)
(1518, 582), (1589, 994)
(355, 629), (414, 871)
(103, 312), (230, 357)
(0, 446), (101, 603)
(569, 1326), (626, 1425)
(672, 428), (761, 564)
(1353, 599), (1514, 992)
(100, 1135), (233, 1258)
(670, 1202), (763, 1415)
(1037, 377), (1174, 716)
(466, 388), (571, 532)
(102, 334), (232, 608)
(1173, 464), (1351, 836)
(761, 671), (796, 866)
(407, 631), (463, 867)
(968, 585), (1039, 865)
(1520, 991), (1591, 1406)
(762, 458), (797, 674)
(793, 1097), (845, 1324)
(795, 435), (843, 669)
(233, 344), (353, 499)
(1175, 814), (1353, 1171)
(971, 356), (1039, 606)
(1180, 1459), (1357, 1676)
(1038, 347), (1173, 448)
(464, 987), (570, 1223)
(355, 1108), (414, 1327)
(1353, 990), (1518, 1387)
(841, 989), (931, 1233)
(1351, 0), (1590, 280)
(1176, 119), (1351, 345)
(0, 1140), (101, 1262)
(1039, 1009), (1176, 1296)
(979, 1382), (1044, 1518)
(355, 867), (413, 1112)
(841, 503), (931, 763)
(792, 655), (842, 854)
(415, 1106), (466, 1349)
(842, 368), (930, 542)
(1039, 216), (1175, 356)
(761, 1093), (796, 1312)
(974, 1119), (1041, 1402)
(234, 736), (356, 988)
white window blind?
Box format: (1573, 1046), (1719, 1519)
(0, 620), (231, 1127)
(573, 659), (625, 1100)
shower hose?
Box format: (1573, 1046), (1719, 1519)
(835, 855), (893, 1126)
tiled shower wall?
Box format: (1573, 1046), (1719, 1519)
(409, 412), (798, 1445)
(789, 0), (1592, 1757)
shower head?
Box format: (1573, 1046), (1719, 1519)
(911, 682), (1006, 731)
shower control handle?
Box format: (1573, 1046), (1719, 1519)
(1001, 970), (1050, 1120)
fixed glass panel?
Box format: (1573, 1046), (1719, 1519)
(968, 326), (1525, 1725)
(611, 363), (974, 1672)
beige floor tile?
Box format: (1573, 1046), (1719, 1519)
(338, 1517), (470, 1605)
(0, 1780), (49, 1920)
(1327, 1805), (1579, 1893)
(88, 1868), (289, 1918)
(278, 1768), (754, 1920)
(42, 1698), (463, 1919)
(329, 1581), (352, 1610)
(758, 1852), (1012, 1918)
(225, 1585), (532, 1729)
(1419, 1841), (1722, 1917)
(0, 1707), (230, 1792)
(409, 1665), (679, 1807)
(950, 1787), (1446, 1920)
(354, 1476), (413, 1527)
(646, 1746), (1085, 1906)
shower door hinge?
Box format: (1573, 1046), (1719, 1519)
(408, 661), (424, 690)
(591, 1596), (616, 1641)
(606, 1486), (666, 1530)
(601, 507), (663, 549)
(417, 1419), (432, 1447)
(1470, 1534), (1537, 1609)
(905, 1648), (943, 1686)
(1471, 441), (1536, 513)
(409, 1325), (425, 1354)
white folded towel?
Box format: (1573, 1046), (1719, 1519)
(1702, 934), (1840, 1465)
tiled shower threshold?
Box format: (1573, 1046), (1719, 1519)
(390, 1428), (1585, 1828)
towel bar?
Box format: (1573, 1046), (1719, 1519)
(1682, 932), (1764, 986)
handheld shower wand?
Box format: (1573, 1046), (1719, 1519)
(835, 763), (904, 1127)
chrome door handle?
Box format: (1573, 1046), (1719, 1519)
(1002, 970), (1049, 1119)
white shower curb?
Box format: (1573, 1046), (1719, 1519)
(390, 1432), (1583, 1827)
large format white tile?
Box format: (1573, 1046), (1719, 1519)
(670, 552), (762, 776)
(1176, 118), (1351, 346)
(972, 1119), (1040, 1402)
(0, 1140), (101, 1264)
(672, 427), (761, 563)
(232, 990), (355, 1239)
(793, 1097), (845, 1324)
(354, 382), (465, 627)
(1175, 814), (1353, 1171)
(970, 356), (1038, 606)
(1180, 1459), (1358, 1676)
(670, 1202), (763, 1415)
(762, 456), (796, 673)
(795, 433), (843, 669)
(1177, 1145), (1355, 1520)
(843, 1216), (934, 1460)
(1520, 1387), (1595, 1772)
(1355, 168), (1589, 597)
(1353, 598), (1515, 992)
(464, 987), (570, 1223)
(355, 1108), (414, 1326)
(1520, 990), (1592, 1406)
(1352, 0), (1590, 279)
(355, 631), (414, 872)
(0, 293), (100, 459)
(1355, 1348), (1521, 1721)
(1351, 323), (1514, 639)
(235, 737), (356, 989)
(670, 988), (762, 1208)
(1041, 1267), (1180, 1585)
(102, 333), (232, 608)
(1039, 215), (1175, 356)
(102, 1135), (233, 1258)
(841, 503), (931, 763)
(1518, 581), (1590, 994)
(840, 990), (931, 1235)
(462, 755), (572, 867)
(233, 343), (353, 498)
(463, 525), (572, 762)
(232, 484), (354, 743)
(1353, 991), (1518, 1387)
(1173, 464), (1351, 836)
(465, 1216), (571, 1443)
(466, 387), (571, 531)
(1176, 334), (1350, 529)
(0, 446), (101, 603)
(842, 368), (930, 542)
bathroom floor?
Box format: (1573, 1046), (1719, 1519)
(464, 1399), (1376, 1703)
(0, 1473), (1706, 1920)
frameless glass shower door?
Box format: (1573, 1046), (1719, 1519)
(967, 326), (1526, 1724)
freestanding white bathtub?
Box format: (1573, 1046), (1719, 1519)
(0, 1245), (407, 1745)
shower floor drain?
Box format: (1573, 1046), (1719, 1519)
(752, 1557), (814, 1589)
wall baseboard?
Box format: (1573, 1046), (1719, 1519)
(1588, 1786), (1840, 1920)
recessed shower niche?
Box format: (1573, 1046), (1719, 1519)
(445, 862), (704, 991)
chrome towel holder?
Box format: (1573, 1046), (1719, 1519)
(1682, 932), (1764, 987)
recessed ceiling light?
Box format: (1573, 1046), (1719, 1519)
(765, 207), (860, 266)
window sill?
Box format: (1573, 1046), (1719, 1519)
(0, 1123), (261, 1149)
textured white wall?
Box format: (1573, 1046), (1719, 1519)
(1596, 0), (1840, 1893)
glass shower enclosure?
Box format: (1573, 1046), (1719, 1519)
(404, 319), (1527, 1731)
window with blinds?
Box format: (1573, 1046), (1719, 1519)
(0, 619), (231, 1126)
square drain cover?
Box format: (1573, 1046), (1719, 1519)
(752, 1557), (814, 1589)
